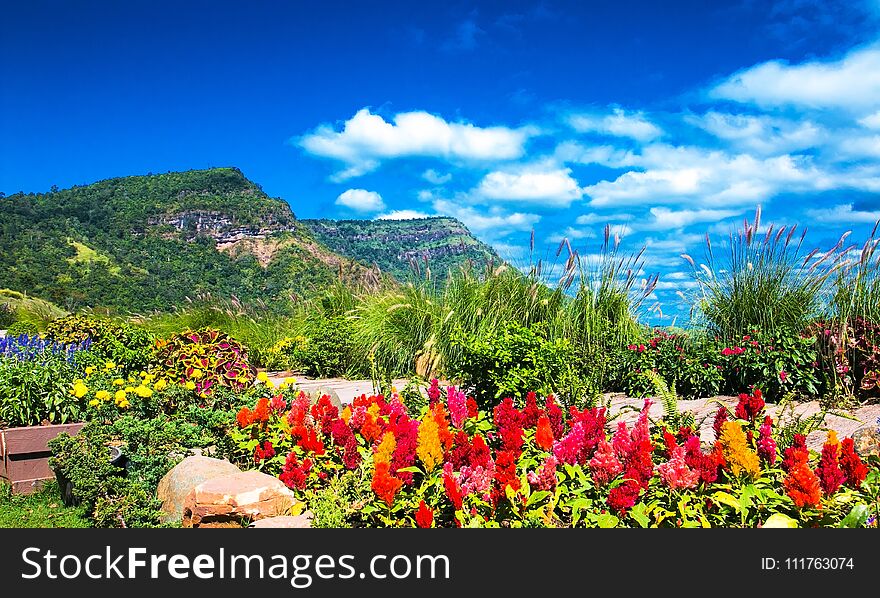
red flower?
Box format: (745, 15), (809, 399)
(522, 392), (542, 428)
(236, 407), (253, 428)
(544, 395), (565, 439)
(527, 455), (558, 491)
(310, 395), (339, 435)
(492, 450), (521, 506)
(734, 389), (764, 423)
(779, 371), (788, 382)
(535, 414), (554, 451)
(589, 439), (622, 486)
(414, 500), (434, 528)
(466, 397), (479, 419)
(756, 416), (777, 466)
(815, 441), (845, 495)
(443, 463), (463, 511)
(253, 440), (275, 463)
(389, 415), (419, 483)
(469, 434), (492, 468)
(372, 462), (403, 507)
(279, 452), (312, 491)
(713, 406), (729, 441)
(427, 378), (441, 405)
(298, 427), (325, 456)
(269, 393), (287, 413)
(662, 428), (678, 457)
(607, 479), (641, 514)
(784, 463), (822, 509)
(839, 438), (868, 489)
(360, 413), (383, 443)
(782, 434), (809, 472)
(331, 418), (361, 469)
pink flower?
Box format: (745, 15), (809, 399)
(427, 378), (441, 405)
(527, 455), (558, 491)
(446, 386), (467, 429)
(756, 416), (777, 466)
(779, 370), (788, 382)
(589, 439), (622, 486)
(656, 446), (700, 490)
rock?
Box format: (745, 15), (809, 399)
(249, 512), (313, 528)
(182, 470), (298, 528)
(306, 386), (343, 410)
(851, 424), (880, 459)
(156, 456), (240, 523)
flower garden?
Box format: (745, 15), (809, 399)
(1, 214), (880, 528)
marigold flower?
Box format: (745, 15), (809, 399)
(718, 421), (760, 479)
(95, 389), (110, 401)
(257, 371), (269, 383)
(372, 462), (403, 507)
(71, 380), (88, 398)
(114, 389), (127, 402)
(589, 439), (622, 486)
(88, 399), (99, 407)
(535, 414), (554, 451)
(839, 438), (868, 489)
(414, 500), (434, 528)
(784, 463), (822, 509)
(417, 411), (444, 471)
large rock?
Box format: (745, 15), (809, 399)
(182, 470), (298, 528)
(249, 513), (313, 528)
(156, 456), (240, 523)
(851, 424), (880, 459)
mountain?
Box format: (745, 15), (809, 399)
(0, 168), (381, 312)
(302, 217), (499, 283)
(0, 168), (498, 313)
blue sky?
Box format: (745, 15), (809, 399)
(3, 0), (880, 321)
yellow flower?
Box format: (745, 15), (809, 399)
(104, 361), (115, 370)
(71, 380), (89, 398)
(154, 378), (167, 392)
(124, 386), (135, 394)
(85, 366), (96, 376)
(257, 371), (269, 382)
(95, 390), (110, 401)
(135, 386), (153, 398)
(826, 430), (839, 447)
(185, 381), (196, 390)
(118, 399), (130, 409)
(191, 368), (204, 379)
(127, 376), (136, 384)
(113, 378), (125, 386)
(114, 389), (127, 402)
(284, 377), (297, 386)
(417, 413), (444, 472)
(88, 399), (100, 407)
(375, 431), (396, 465)
(341, 406), (352, 424)
(719, 421), (760, 479)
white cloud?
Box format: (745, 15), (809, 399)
(547, 227), (596, 243)
(554, 141), (640, 168)
(432, 198), (540, 236)
(474, 165), (583, 207)
(422, 169), (452, 185)
(299, 108), (535, 180)
(575, 212), (634, 225)
(859, 111), (880, 129)
(692, 111), (825, 155)
(837, 135), (880, 158)
(335, 188), (385, 212)
(710, 44), (880, 112)
(805, 203), (880, 224)
(643, 207), (746, 230)
(378, 209), (432, 220)
(569, 108), (663, 141)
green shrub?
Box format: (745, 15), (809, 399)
(6, 321), (38, 337)
(0, 350), (84, 427)
(297, 315), (362, 378)
(448, 321), (588, 408)
(154, 328), (255, 395)
(0, 304), (15, 328)
(45, 315), (154, 372)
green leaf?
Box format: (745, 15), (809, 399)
(839, 504), (869, 528)
(763, 513), (798, 528)
(712, 491), (743, 513)
(526, 491), (550, 507)
(596, 513), (619, 528)
(629, 503), (650, 528)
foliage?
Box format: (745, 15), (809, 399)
(448, 321), (588, 407)
(45, 315), (154, 372)
(293, 315), (363, 378)
(6, 321), (38, 336)
(0, 303), (14, 328)
(231, 384), (879, 528)
(153, 328), (255, 395)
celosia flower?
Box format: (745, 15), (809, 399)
(785, 463), (822, 509)
(607, 479), (641, 514)
(683, 436), (721, 485)
(432, 403), (454, 451)
(459, 462), (495, 497)
(443, 462), (463, 511)
(656, 446), (700, 490)
(252, 397), (270, 424)
(469, 434), (492, 469)
(535, 414), (554, 451)
(734, 389), (765, 423)
(544, 395), (565, 439)
(756, 416), (777, 466)
(236, 407), (253, 428)
(447, 431), (472, 470)
(611, 421), (633, 461)
(589, 439), (622, 486)
(279, 452), (312, 491)
(269, 393), (287, 413)
(298, 428), (325, 456)
(375, 431), (396, 465)
(360, 413), (383, 444)
(330, 418), (361, 469)
(253, 441), (275, 463)
(782, 434), (809, 472)
(527, 455), (558, 491)
(662, 428), (678, 457)
(522, 392), (542, 429)
(466, 397), (479, 419)
(553, 422), (588, 465)
(718, 421), (760, 479)
(492, 450), (521, 505)
(814, 440), (845, 495)
(839, 438), (868, 489)
(372, 462), (403, 507)
(427, 378), (441, 405)
(447, 386), (467, 429)
(417, 411), (444, 471)
(389, 415), (419, 483)
(310, 395), (339, 435)
(713, 406), (729, 441)
(414, 500), (434, 528)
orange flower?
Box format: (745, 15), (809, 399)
(535, 414), (554, 451)
(432, 403), (453, 451)
(360, 413), (383, 443)
(417, 412), (444, 471)
(252, 398), (270, 424)
(785, 463), (822, 509)
(718, 421), (760, 479)
(372, 462), (403, 507)
(235, 407), (253, 428)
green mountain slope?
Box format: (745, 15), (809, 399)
(302, 217), (500, 283)
(0, 168), (379, 312)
